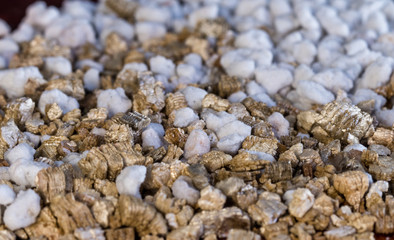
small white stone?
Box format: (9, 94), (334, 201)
(4, 143), (35, 165)
(0, 66), (43, 98)
(358, 57), (393, 89)
(246, 81), (266, 96)
(228, 91), (247, 103)
(3, 189), (41, 230)
(317, 36), (344, 66)
(150, 55), (175, 77)
(24, 132), (40, 148)
(255, 66), (293, 95)
(11, 23), (35, 43)
(267, 112), (289, 138)
(39, 89), (79, 115)
(83, 68), (100, 91)
(201, 110), (237, 132)
(295, 6), (320, 30)
(135, 6), (171, 24)
(172, 176), (200, 205)
(0, 38), (19, 58)
(376, 109), (394, 127)
(136, 22), (166, 42)
(292, 40), (317, 65)
(96, 88), (132, 117)
(63, 1), (94, 20)
(184, 53), (202, 69)
(181, 86), (208, 110)
(0, 19), (10, 37)
(221, 48), (272, 78)
(188, 5), (219, 27)
(142, 123), (164, 149)
(269, 0), (291, 17)
(9, 160), (49, 187)
(172, 107), (199, 128)
(0, 184), (15, 205)
(316, 6), (349, 37)
(351, 88), (387, 110)
(184, 129), (210, 159)
(235, 0), (266, 17)
(234, 29), (272, 50)
(116, 165), (146, 198)
(345, 39), (368, 56)
(251, 93), (276, 107)
(311, 69), (353, 92)
(295, 80), (335, 106)
(293, 64), (314, 87)
(44, 56), (72, 76)
(216, 120), (252, 140)
(343, 144), (367, 152)
(287, 188), (314, 218)
(274, 14), (299, 34)
(216, 134), (245, 154)
(177, 64), (200, 84)
(366, 181), (388, 200)
(366, 11), (389, 35)
(246, 150), (276, 162)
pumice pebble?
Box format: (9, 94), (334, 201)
(96, 88), (132, 117)
(255, 66), (293, 95)
(0, 184), (15, 205)
(172, 107), (199, 128)
(38, 89), (79, 115)
(0, 66), (43, 98)
(181, 86), (208, 110)
(3, 189), (41, 230)
(4, 143), (35, 165)
(142, 123), (165, 149)
(150, 55), (175, 77)
(172, 176), (200, 205)
(184, 129), (210, 159)
(83, 68), (100, 91)
(267, 112), (290, 138)
(116, 165), (147, 198)
(44, 56), (72, 76)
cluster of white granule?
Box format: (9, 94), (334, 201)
(0, 0), (393, 232)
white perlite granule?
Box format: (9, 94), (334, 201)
(3, 189), (41, 230)
(116, 165), (147, 198)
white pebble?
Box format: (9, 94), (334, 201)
(255, 66), (293, 95)
(287, 188), (314, 218)
(0, 38), (19, 57)
(274, 15), (299, 34)
(11, 23), (35, 43)
(246, 81), (266, 96)
(39, 89), (79, 115)
(44, 57), (72, 76)
(345, 39), (368, 56)
(216, 120), (251, 140)
(173, 107), (199, 128)
(4, 143), (35, 165)
(181, 86), (208, 110)
(295, 80), (335, 106)
(311, 69), (353, 93)
(83, 68), (100, 91)
(0, 19), (10, 37)
(9, 160), (49, 187)
(0, 184), (15, 205)
(135, 6), (171, 24)
(358, 57), (393, 89)
(234, 29), (272, 50)
(172, 176), (200, 205)
(184, 53), (202, 69)
(343, 144), (367, 152)
(246, 150), (276, 162)
(376, 109), (394, 127)
(188, 5), (219, 27)
(184, 129), (210, 159)
(96, 88), (132, 117)
(150, 55), (175, 77)
(136, 22), (166, 42)
(221, 48), (273, 78)
(116, 165), (146, 198)
(292, 40), (317, 65)
(351, 88), (387, 110)
(142, 123), (164, 149)
(216, 134), (245, 154)
(228, 91), (247, 103)
(176, 64), (199, 84)
(268, 112), (290, 138)
(269, 0), (292, 17)
(366, 12), (389, 35)
(316, 6), (349, 37)
(293, 64), (314, 87)
(3, 189), (41, 230)
(202, 110), (237, 132)
(0, 66), (43, 98)
(251, 93), (276, 107)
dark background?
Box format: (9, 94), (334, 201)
(0, 0), (64, 29)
